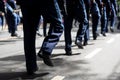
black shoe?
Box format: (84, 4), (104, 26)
(75, 41), (83, 49)
(110, 27), (114, 32)
(27, 67), (38, 75)
(11, 33), (18, 37)
(93, 32), (98, 40)
(38, 51), (54, 67)
(93, 36), (97, 40)
(83, 41), (88, 46)
(65, 49), (72, 56)
(102, 33), (106, 37)
(101, 32), (106, 37)
(93, 35), (97, 40)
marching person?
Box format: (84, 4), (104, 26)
(109, 0), (117, 32)
(64, 0), (88, 55)
(6, 0), (21, 37)
(16, 0), (64, 75)
(83, 0), (90, 45)
(91, 0), (101, 40)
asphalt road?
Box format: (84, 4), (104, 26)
(0, 24), (120, 80)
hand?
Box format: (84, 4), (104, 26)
(0, 12), (4, 16)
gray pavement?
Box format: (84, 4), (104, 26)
(0, 23), (120, 80)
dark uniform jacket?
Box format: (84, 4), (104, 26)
(102, 0), (111, 12)
(65, 0), (86, 15)
(0, 0), (5, 13)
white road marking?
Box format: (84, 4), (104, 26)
(51, 75), (65, 80)
(84, 48), (102, 59)
(106, 38), (115, 44)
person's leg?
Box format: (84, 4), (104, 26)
(16, 14), (21, 26)
(92, 14), (100, 40)
(43, 18), (47, 37)
(0, 15), (4, 28)
(10, 14), (18, 36)
(105, 9), (110, 33)
(101, 7), (107, 36)
(20, 5), (40, 74)
(84, 25), (89, 45)
(6, 16), (12, 34)
(110, 6), (116, 32)
(76, 20), (88, 49)
(75, 1), (88, 48)
(83, 0), (90, 46)
(64, 15), (73, 55)
(38, 0), (64, 66)
(0, 16), (2, 27)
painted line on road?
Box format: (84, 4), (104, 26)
(51, 75), (65, 80)
(106, 38), (115, 44)
(84, 48), (102, 59)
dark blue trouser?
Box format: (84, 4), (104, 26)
(84, 0), (90, 42)
(64, 0), (88, 50)
(105, 7), (111, 32)
(101, 7), (107, 33)
(43, 18), (47, 37)
(0, 15), (4, 27)
(92, 14), (100, 36)
(20, 0), (63, 71)
(6, 13), (20, 34)
(6, 3), (20, 34)
(109, 4), (116, 28)
(91, 2), (101, 38)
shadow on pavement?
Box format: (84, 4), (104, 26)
(0, 71), (49, 80)
(0, 55), (25, 61)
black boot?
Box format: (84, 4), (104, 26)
(38, 51), (54, 67)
